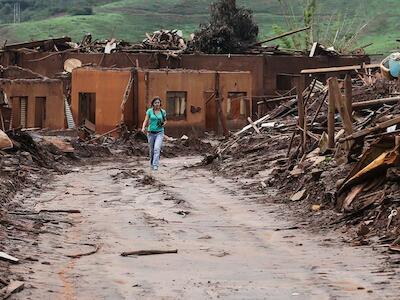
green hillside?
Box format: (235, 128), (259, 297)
(0, 0), (398, 54)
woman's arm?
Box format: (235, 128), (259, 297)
(163, 110), (167, 127)
(141, 114), (149, 132)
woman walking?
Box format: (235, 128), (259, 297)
(141, 97), (167, 170)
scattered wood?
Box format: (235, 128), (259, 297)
(121, 249), (178, 257)
(342, 183), (366, 211)
(38, 209), (81, 214)
(247, 117), (261, 134)
(291, 189), (306, 201)
(66, 244), (101, 259)
(352, 96), (400, 109)
(85, 126), (122, 144)
(235, 114), (270, 136)
(0, 252), (19, 264)
(339, 116), (400, 143)
(0, 281), (24, 299)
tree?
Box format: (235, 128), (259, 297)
(191, 0), (259, 54)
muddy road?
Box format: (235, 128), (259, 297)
(9, 157), (400, 299)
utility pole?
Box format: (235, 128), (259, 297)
(13, 1), (21, 24)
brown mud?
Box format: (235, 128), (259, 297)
(4, 156), (400, 299)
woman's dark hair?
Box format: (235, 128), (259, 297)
(151, 97), (162, 107)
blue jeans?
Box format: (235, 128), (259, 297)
(147, 131), (164, 167)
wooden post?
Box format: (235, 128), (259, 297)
(295, 75), (306, 153)
(344, 74), (353, 120)
(327, 77), (336, 149)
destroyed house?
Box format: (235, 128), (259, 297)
(0, 38), (370, 135)
(0, 66), (65, 130)
(71, 67), (252, 135)
(5, 50), (368, 96)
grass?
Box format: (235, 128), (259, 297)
(0, 0), (398, 55)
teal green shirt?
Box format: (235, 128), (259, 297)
(147, 108), (166, 132)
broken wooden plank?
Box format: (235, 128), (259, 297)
(0, 252), (19, 264)
(247, 117), (261, 134)
(4, 37), (71, 50)
(235, 114), (270, 135)
(329, 77), (353, 145)
(121, 249), (178, 257)
(253, 26), (310, 46)
(344, 74), (353, 118)
(339, 116), (400, 142)
(0, 281), (24, 299)
(85, 126), (122, 144)
(327, 78), (336, 149)
(295, 76), (306, 154)
(301, 63), (380, 74)
(352, 96), (400, 109)
(38, 209), (81, 214)
(342, 183), (366, 211)
(291, 189), (306, 201)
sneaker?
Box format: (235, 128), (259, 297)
(153, 166), (159, 171)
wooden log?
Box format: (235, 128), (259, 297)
(121, 249), (178, 256)
(344, 74), (353, 118)
(352, 96), (400, 109)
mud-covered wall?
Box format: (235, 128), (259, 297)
(138, 70), (214, 135)
(0, 79), (64, 129)
(181, 54), (264, 98)
(137, 69), (252, 135)
(71, 68), (134, 134)
(219, 72), (252, 130)
(11, 51), (368, 100)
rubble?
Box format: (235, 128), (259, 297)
(205, 62), (400, 254)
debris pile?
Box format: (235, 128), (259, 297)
(141, 30), (187, 51)
(206, 63), (400, 253)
